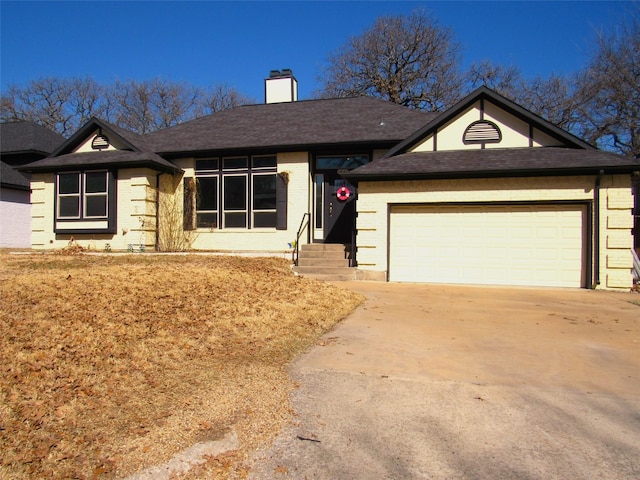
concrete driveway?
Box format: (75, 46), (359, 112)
(248, 282), (640, 479)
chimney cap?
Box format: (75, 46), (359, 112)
(268, 69), (294, 79)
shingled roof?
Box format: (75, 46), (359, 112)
(147, 96), (435, 155)
(1, 160), (30, 190)
(19, 118), (182, 174)
(383, 87), (595, 158)
(346, 147), (640, 181)
(0, 121), (65, 156)
(19, 150), (181, 174)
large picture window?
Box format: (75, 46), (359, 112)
(196, 155), (278, 229)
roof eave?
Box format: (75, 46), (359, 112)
(159, 139), (405, 159)
(345, 165), (640, 182)
(19, 160), (182, 175)
(1, 182), (30, 191)
(0, 149), (51, 157)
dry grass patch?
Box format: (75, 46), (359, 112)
(0, 253), (363, 479)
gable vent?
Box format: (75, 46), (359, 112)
(463, 120), (502, 144)
(91, 132), (110, 151)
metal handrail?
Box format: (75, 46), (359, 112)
(350, 227), (357, 267)
(293, 212), (310, 265)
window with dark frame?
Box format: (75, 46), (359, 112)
(56, 171), (109, 220)
(195, 155), (277, 229)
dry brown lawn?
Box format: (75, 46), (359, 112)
(0, 251), (364, 479)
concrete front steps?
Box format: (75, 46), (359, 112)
(293, 243), (357, 281)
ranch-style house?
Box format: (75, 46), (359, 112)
(19, 71), (640, 290)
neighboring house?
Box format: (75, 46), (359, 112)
(0, 121), (65, 248)
(19, 72), (640, 289)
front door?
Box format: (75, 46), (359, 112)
(312, 155), (368, 244)
(313, 172), (357, 244)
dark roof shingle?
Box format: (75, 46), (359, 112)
(347, 147), (640, 180)
(1, 161), (30, 189)
(147, 97), (435, 154)
(18, 150), (181, 174)
(0, 121), (65, 155)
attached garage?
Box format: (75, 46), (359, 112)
(389, 203), (589, 288)
(348, 87), (638, 290)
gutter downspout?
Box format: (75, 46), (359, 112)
(594, 170), (604, 287)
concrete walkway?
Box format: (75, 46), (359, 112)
(248, 282), (640, 479)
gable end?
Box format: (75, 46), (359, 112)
(384, 87), (595, 158)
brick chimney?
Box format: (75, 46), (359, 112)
(265, 69), (298, 104)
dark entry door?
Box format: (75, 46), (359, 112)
(314, 173), (356, 244)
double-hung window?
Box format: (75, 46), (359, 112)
(195, 155), (278, 229)
(57, 173), (82, 219)
(55, 170), (115, 233)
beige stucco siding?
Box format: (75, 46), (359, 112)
(182, 151), (310, 252)
(29, 174), (50, 248)
(121, 169), (158, 249)
(29, 152), (312, 253)
(30, 169), (160, 251)
(72, 129), (128, 153)
(356, 175), (634, 290)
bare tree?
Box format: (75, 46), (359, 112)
(1, 76), (111, 135)
(518, 74), (579, 132)
(67, 76), (108, 126)
(317, 10), (463, 111)
(1, 77), (80, 136)
(1, 77), (253, 136)
(466, 62), (577, 131)
(466, 60), (524, 99)
(574, 9), (640, 157)
(202, 84), (254, 113)
(108, 78), (202, 134)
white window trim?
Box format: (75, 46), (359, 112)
(83, 171), (109, 219)
(57, 172), (81, 219)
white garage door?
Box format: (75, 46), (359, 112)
(389, 204), (586, 287)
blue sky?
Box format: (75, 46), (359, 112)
(0, 1), (631, 102)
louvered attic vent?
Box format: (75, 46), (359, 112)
(463, 120), (502, 144)
(91, 132), (110, 150)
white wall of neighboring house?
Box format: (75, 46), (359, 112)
(0, 188), (31, 248)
